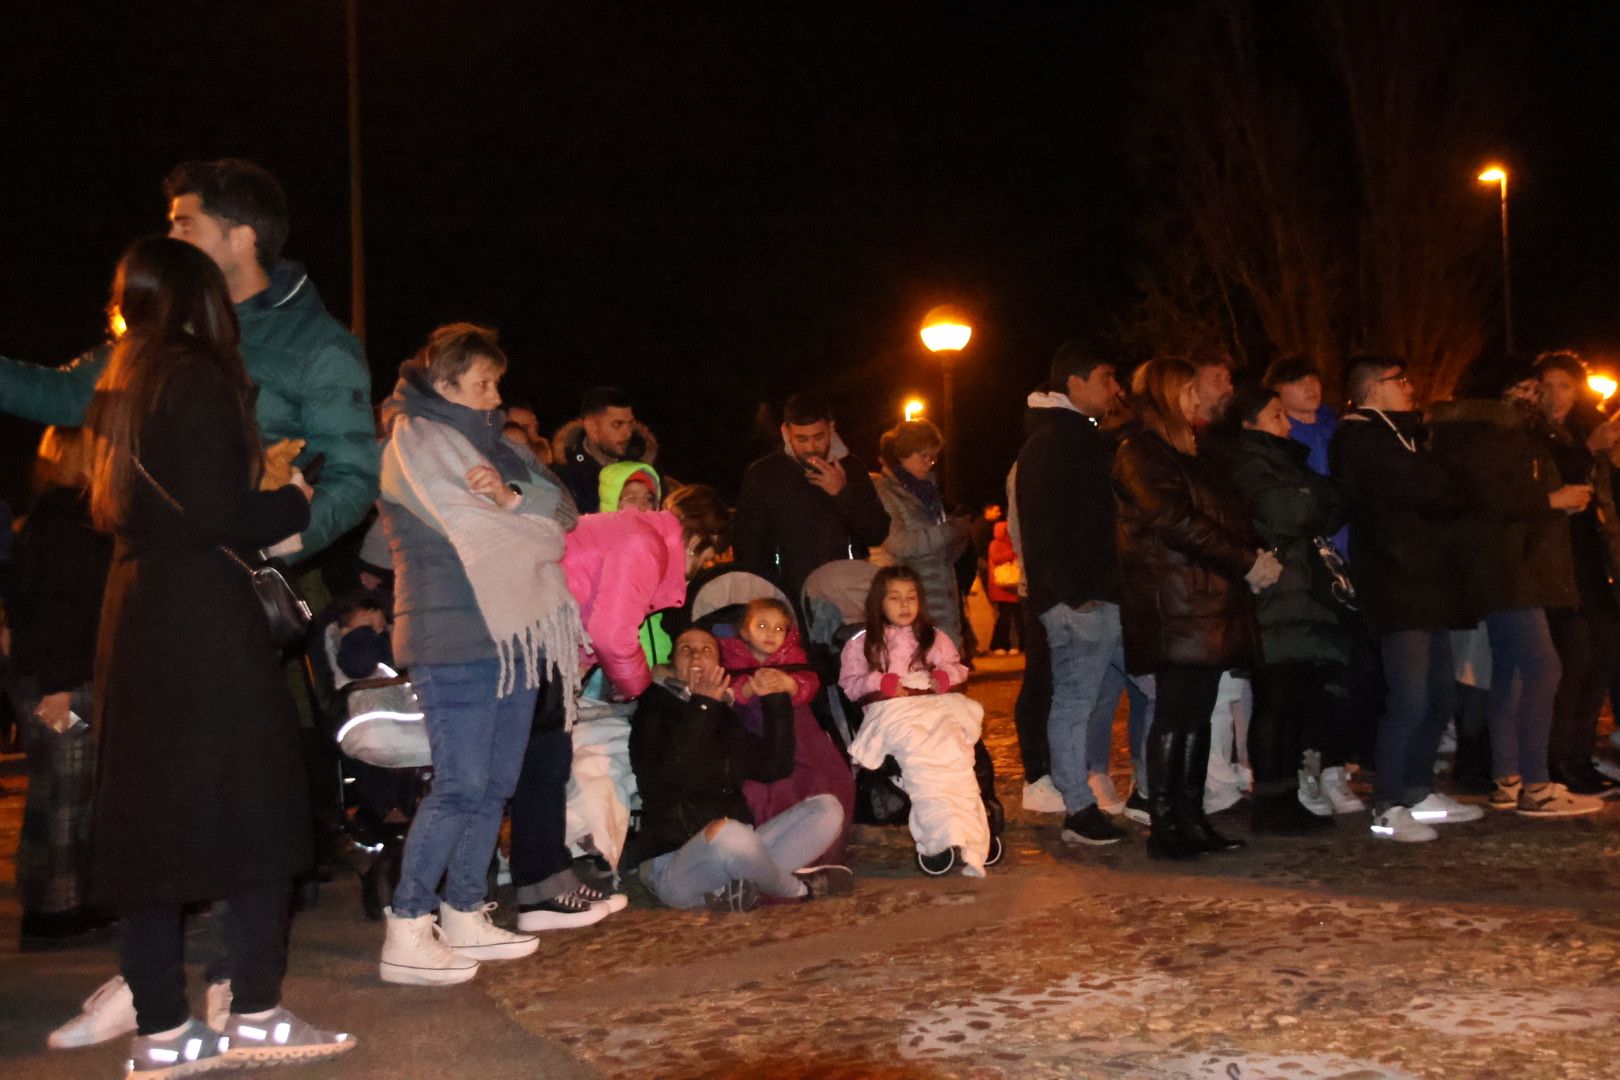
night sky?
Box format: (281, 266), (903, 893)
(4, 3), (1620, 512)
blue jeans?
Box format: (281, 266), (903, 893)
(639, 794), (844, 909)
(391, 660), (539, 918)
(1483, 608), (1562, 785)
(1375, 630), (1455, 810)
(1041, 602), (1130, 813)
(1093, 657), (1155, 795)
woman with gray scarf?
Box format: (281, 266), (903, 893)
(870, 419), (972, 647)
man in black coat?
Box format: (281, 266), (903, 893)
(1330, 357), (1472, 842)
(552, 386), (640, 513)
(1014, 342), (1140, 847)
(732, 392), (892, 607)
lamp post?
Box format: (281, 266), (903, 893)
(1477, 165), (1513, 353)
(920, 306), (972, 502)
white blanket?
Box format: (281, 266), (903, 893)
(564, 708), (639, 870)
(848, 693), (990, 875)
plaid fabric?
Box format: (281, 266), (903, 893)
(13, 680), (95, 914)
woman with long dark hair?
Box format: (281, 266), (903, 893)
(1113, 359), (1278, 859)
(86, 237), (352, 1075)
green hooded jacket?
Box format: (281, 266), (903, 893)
(0, 261), (377, 558)
(598, 460), (662, 512)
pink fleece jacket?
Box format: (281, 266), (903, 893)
(564, 511), (688, 698)
(718, 625), (820, 707)
(838, 623), (970, 702)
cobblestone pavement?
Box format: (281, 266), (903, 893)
(4, 655), (1619, 1079)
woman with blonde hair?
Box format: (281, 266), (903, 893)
(1113, 358), (1280, 859)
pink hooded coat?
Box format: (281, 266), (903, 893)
(564, 511), (688, 698)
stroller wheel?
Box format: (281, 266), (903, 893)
(916, 847), (957, 876)
(984, 833), (1005, 867)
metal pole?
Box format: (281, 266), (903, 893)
(940, 355), (957, 505)
(346, 0), (366, 345)
(1499, 176), (1513, 354)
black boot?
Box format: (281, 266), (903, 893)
(1250, 785), (1334, 835)
(1145, 725), (1200, 860)
(1180, 717), (1246, 853)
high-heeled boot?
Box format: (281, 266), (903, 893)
(1181, 716), (1246, 853)
(1145, 724), (1201, 860)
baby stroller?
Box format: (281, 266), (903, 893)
(800, 559), (1005, 872)
(306, 617), (433, 921)
(668, 562), (796, 637)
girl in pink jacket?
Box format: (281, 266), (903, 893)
(563, 511), (690, 700)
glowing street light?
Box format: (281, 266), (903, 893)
(920, 320), (972, 353)
(903, 397), (926, 422)
(919, 306), (972, 502)
(1588, 373), (1618, 402)
(1477, 164), (1513, 352)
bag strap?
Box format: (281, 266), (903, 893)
(130, 455), (258, 577)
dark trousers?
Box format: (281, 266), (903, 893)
(508, 672), (578, 904)
(1012, 600), (1052, 781)
(989, 601), (1022, 651)
(1374, 630), (1455, 810)
(1547, 605), (1620, 780)
(1249, 662), (1351, 790)
(120, 881), (291, 1035)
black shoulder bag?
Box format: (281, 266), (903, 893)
(132, 456), (313, 650)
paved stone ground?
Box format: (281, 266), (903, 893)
(3, 655), (1619, 1078)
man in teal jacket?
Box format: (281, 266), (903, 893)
(0, 159), (377, 558)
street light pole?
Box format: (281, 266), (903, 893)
(1478, 166), (1512, 353)
(920, 307), (972, 505)
(346, 0), (366, 345)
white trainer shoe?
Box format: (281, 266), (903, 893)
(1409, 791), (1484, 824)
(439, 902), (540, 961)
(48, 974), (137, 1049)
(1088, 772), (1127, 815)
(1298, 770), (1333, 816)
(1320, 766), (1366, 814)
(1021, 775), (1066, 814)
(1370, 806), (1438, 843)
(380, 907), (480, 985)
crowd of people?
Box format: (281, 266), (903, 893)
(1, 157), (1616, 1077)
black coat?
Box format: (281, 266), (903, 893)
(1427, 399), (1578, 616)
(1113, 427), (1260, 675)
(732, 448), (891, 605)
(1543, 412), (1618, 611)
(90, 356), (313, 908)
(1329, 410), (1472, 634)
(1225, 431), (1350, 667)
(625, 681), (795, 867)
(2, 486), (113, 693)
(1014, 404), (1121, 615)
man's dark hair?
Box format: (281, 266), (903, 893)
(1048, 340), (1109, 388)
(580, 386), (632, 418)
(163, 159), (290, 271)
(1534, 350), (1586, 383)
(411, 322), (508, 390)
(1223, 382), (1281, 428)
(1263, 355), (1319, 389)
(782, 392), (833, 426)
(1456, 350), (1536, 401)
(1345, 354), (1405, 406)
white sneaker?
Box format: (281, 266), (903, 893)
(1370, 806), (1438, 843)
(380, 907), (480, 985)
(1088, 772), (1126, 815)
(1021, 775), (1066, 814)
(47, 974), (136, 1049)
(1592, 757), (1620, 783)
(439, 902), (539, 961)
(1297, 770), (1333, 817)
(1409, 791), (1484, 825)
(1516, 782), (1605, 818)
(204, 980), (232, 1032)
(1320, 766), (1366, 814)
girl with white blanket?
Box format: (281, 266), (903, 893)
(839, 566), (991, 876)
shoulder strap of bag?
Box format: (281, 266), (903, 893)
(130, 454), (258, 577)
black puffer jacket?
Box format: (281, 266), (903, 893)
(1113, 426), (1260, 675)
(1427, 399), (1577, 615)
(625, 680), (796, 868)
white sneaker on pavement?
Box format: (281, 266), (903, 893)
(1408, 792), (1484, 824)
(439, 902), (539, 961)
(1088, 772), (1126, 815)
(1298, 770), (1333, 817)
(1320, 766), (1366, 814)
(379, 907), (480, 985)
(47, 974), (136, 1049)
(1370, 806), (1438, 843)
(1021, 775), (1065, 814)
(218, 1005), (356, 1069)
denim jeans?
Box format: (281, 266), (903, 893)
(391, 660), (539, 918)
(1040, 601), (1127, 813)
(1375, 630), (1456, 809)
(1093, 657), (1155, 795)
(639, 794), (844, 909)
(1483, 608), (1562, 785)
(509, 671), (580, 904)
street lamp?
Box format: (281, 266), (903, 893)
(1477, 165), (1513, 353)
(903, 397), (926, 422)
(920, 306), (972, 501)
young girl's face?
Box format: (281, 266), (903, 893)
(881, 579), (921, 628)
(741, 606), (790, 659)
(618, 478), (657, 512)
